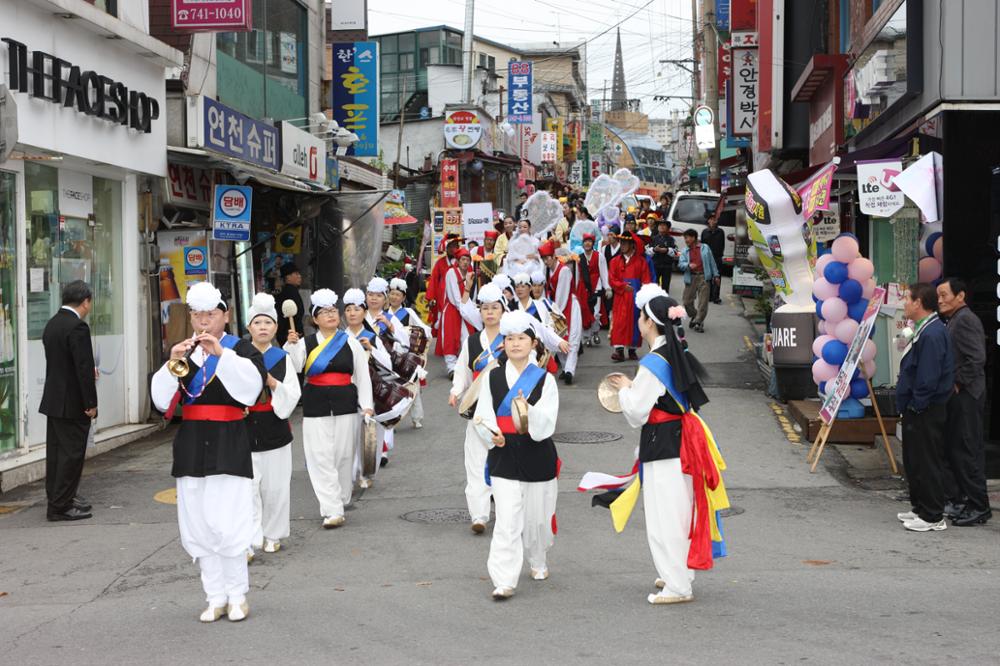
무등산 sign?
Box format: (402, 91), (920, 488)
(818, 286), (886, 424)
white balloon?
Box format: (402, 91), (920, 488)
(612, 168), (640, 197)
(584, 175), (623, 218)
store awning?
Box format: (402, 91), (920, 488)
(836, 131), (915, 173)
(167, 146), (334, 194)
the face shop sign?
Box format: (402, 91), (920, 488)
(2, 38), (159, 133)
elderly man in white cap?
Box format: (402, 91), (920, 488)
(473, 309), (561, 601)
(244, 293), (301, 559)
(150, 281), (265, 623)
(284, 289), (373, 528)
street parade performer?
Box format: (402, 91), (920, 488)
(580, 232), (606, 347)
(387, 277), (432, 430)
(437, 246), (477, 375)
(449, 282), (508, 534)
(365, 277), (412, 465)
(425, 233), (461, 330)
(579, 284), (729, 605)
(284, 289), (373, 529)
(473, 309), (560, 601)
(608, 231), (651, 362)
(245, 293), (301, 559)
(150, 281), (265, 623)
(540, 241), (583, 385)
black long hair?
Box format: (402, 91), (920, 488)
(644, 294), (709, 410)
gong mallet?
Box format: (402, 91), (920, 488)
(282, 299), (299, 334)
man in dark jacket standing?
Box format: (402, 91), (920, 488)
(700, 214), (725, 304)
(937, 278), (991, 526)
(895, 283), (954, 533)
(275, 262), (304, 346)
(40, 280), (98, 521)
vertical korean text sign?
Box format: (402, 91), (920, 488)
(332, 41), (379, 157)
(507, 60), (533, 124)
(212, 185), (253, 242)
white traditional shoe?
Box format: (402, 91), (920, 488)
(530, 568), (549, 581)
(199, 605), (226, 623)
(263, 539), (281, 553)
(246, 549), (254, 564)
(227, 601), (249, 622)
(903, 517), (947, 532)
(471, 519), (487, 534)
(647, 591), (694, 605)
(358, 477), (373, 489)
(413, 419), (423, 429)
(491, 586), (514, 601)
(654, 578), (666, 590)
(897, 511), (918, 522)
(323, 515), (346, 529)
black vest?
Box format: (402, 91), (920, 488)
(302, 334), (358, 418)
(172, 338), (265, 479)
(467, 332), (507, 374)
(246, 355), (294, 452)
(486, 367), (558, 482)
(638, 345), (684, 463)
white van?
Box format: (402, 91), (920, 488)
(666, 191), (735, 271)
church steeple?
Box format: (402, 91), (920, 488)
(610, 28), (627, 111)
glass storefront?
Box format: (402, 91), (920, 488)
(0, 172), (18, 453)
(24, 164), (126, 440)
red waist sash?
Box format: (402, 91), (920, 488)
(496, 416), (517, 435)
(306, 372), (352, 386)
(182, 405), (245, 421)
(247, 398), (273, 413)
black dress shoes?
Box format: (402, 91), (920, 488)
(72, 496), (92, 512)
(952, 508), (992, 527)
(943, 501), (965, 519)
(563, 372), (573, 386)
(47, 506), (93, 521)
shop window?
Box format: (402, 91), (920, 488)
(382, 54), (399, 74)
(24, 166), (123, 340)
(0, 171), (17, 453)
(418, 31), (440, 48)
(400, 53), (415, 71)
(398, 33), (415, 53)
(381, 35), (398, 54)
(217, 0), (308, 122)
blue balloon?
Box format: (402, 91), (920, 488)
(850, 378), (869, 399)
(822, 340), (849, 366)
(837, 397), (865, 419)
(824, 261), (849, 285)
(839, 279), (863, 305)
(812, 294), (819, 303)
(847, 298), (868, 322)
(819, 381), (827, 395)
(852, 368), (860, 381)
(924, 231), (942, 257)
(816, 300), (825, 320)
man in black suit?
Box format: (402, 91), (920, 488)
(40, 280), (98, 521)
(275, 262), (304, 346)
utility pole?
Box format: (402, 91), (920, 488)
(394, 75), (407, 188)
(702, 0), (721, 192)
(461, 0), (476, 104)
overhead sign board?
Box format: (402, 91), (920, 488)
(331, 41), (379, 157)
(279, 122), (326, 184)
(443, 109), (483, 149)
(171, 0), (252, 32)
(857, 159), (904, 217)
(507, 60), (533, 124)
(212, 185), (253, 242)
(187, 96), (280, 171)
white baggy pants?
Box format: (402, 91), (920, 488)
(487, 477), (558, 589)
(642, 458), (695, 597)
(463, 420), (492, 523)
(303, 414), (357, 519)
(251, 445), (292, 547)
(557, 299), (583, 375)
(410, 389), (424, 424)
(176, 475), (253, 607)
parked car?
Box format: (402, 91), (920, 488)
(666, 191), (737, 272)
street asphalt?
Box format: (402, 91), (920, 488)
(2, 277), (998, 665)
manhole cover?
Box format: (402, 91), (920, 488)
(719, 506), (745, 517)
(552, 431), (623, 444)
(402, 508), (472, 524)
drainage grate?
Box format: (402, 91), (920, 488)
(401, 508), (472, 524)
(552, 431), (623, 444)
(719, 506), (745, 517)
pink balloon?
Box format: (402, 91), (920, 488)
(932, 237), (943, 263)
(861, 279), (876, 299)
(832, 236), (860, 263)
(863, 359), (876, 379)
(812, 334), (835, 358)
(834, 318), (859, 344)
(812, 277), (839, 301)
(815, 254), (834, 275)
(847, 257), (875, 282)
(817, 320), (827, 335)
(861, 340), (877, 363)
(812, 359), (839, 384)
(918, 256), (942, 283)
(821, 297), (848, 324)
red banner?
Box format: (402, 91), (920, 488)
(730, 0), (758, 30)
(440, 159), (460, 208)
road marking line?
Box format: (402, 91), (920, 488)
(154, 488), (177, 505)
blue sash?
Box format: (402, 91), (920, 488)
(625, 278), (643, 347)
(305, 330), (349, 377)
(497, 363), (546, 417)
(473, 334), (504, 373)
(524, 301), (539, 319)
(262, 346), (287, 372)
(639, 352), (689, 412)
(184, 333), (239, 404)
(355, 329), (377, 343)
(389, 308), (410, 325)
(372, 314), (390, 335)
